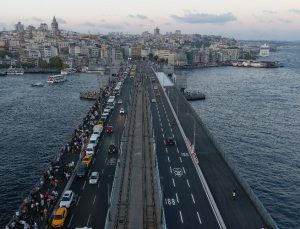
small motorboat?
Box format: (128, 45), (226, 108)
(31, 82), (44, 87)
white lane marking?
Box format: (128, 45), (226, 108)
(197, 211), (202, 224)
(67, 214), (74, 228)
(167, 156), (170, 163)
(182, 167), (186, 174)
(170, 128), (173, 134)
(186, 179), (190, 188)
(160, 122), (162, 128)
(76, 196), (81, 206)
(93, 195), (97, 205)
(87, 213), (92, 226)
(191, 193), (195, 204)
(167, 118), (169, 122)
(176, 193), (179, 203)
(176, 148), (180, 154)
(82, 181), (86, 190)
(172, 178), (176, 187)
(161, 127), (163, 132)
(179, 210), (184, 223)
(179, 157), (182, 163)
(162, 133), (165, 138)
(170, 166), (172, 174)
(165, 148), (168, 154)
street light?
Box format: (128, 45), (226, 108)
(185, 113), (196, 154)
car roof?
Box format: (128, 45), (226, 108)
(56, 207), (67, 214)
(91, 171), (98, 176)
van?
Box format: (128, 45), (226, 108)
(93, 125), (103, 136)
(89, 134), (99, 145)
(86, 143), (95, 155)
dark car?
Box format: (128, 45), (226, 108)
(76, 163), (88, 178)
(108, 144), (117, 154)
(166, 137), (175, 145)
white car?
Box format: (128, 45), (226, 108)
(117, 99), (123, 104)
(151, 99), (156, 103)
(153, 86), (158, 90)
(89, 171), (99, 184)
(59, 190), (75, 208)
(120, 108), (125, 114)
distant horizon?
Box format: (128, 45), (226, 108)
(0, 0), (300, 41)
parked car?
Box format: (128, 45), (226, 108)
(108, 144), (117, 154)
(51, 208), (68, 228)
(89, 171), (99, 184)
(59, 190), (75, 208)
(151, 98), (156, 103)
(117, 99), (123, 104)
(106, 125), (113, 134)
(154, 86), (158, 90)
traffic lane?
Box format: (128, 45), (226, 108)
(157, 86), (222, 228)
(151, 95), (208, 229)
(153, 107), (208, 229)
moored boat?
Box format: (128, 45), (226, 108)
(79, 91), (99, 100)
(0, 71), (7, 76)
(184, 90), (206, 101)
(47, 74), (66, 84)
(7, 66), (24, 75)
(61, 68), (77, 75)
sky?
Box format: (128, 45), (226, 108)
(0, 0), (300, 40)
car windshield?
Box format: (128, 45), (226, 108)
(91, 175), (97, 179)
(61, 196), (70, 201)
(54, 214), (64, 220)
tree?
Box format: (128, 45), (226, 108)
(49, 56), (63, 69)
(39, 60), (48, 68)
(148, 53), (154, 60)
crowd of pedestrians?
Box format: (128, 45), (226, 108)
(6, 69), (126, 229)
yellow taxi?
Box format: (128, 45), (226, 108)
(51, 207), (67, 228)
(82, 154), (93, 166)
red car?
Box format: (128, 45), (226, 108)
(106, 125), (113, 134)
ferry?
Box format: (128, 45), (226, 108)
(79, 91), (99, 100)
(47, 74), (66, 84)
(7, 66), (24, 75)
(61, 68), (77, 75)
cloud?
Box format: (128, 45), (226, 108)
(171, 12), (237, 24)
(82, 22), (96, 27)
(129, 14), (148, 20)
(56, 18), (67, 24)
(263, 10), (276, 14)
(31, 17), (43, 22)
(289, 9), (300, 14)
(278, 18), (292, 23)
(99, 23), (123, 30)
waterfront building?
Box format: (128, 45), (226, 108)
(259, 44), (270, 57)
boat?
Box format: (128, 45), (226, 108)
(61, 68), (77, 75)
(79, 91), (99, 100)
(259, 44), (270, 57)
(0, 71), (7, 76)
(184, 90), (205, 101)
(46, 74), (66, 84)
(31, 82), (44, 87)
(7, 66), (24, 75)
